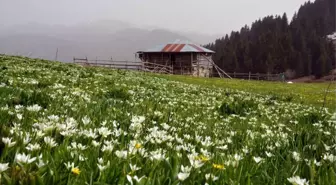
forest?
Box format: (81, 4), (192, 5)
(205, 0), (335, 78)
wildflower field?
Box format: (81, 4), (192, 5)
(0, 55), (335, 185)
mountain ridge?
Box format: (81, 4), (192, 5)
(0, 20), (216, 62)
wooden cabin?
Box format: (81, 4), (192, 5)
(136, 40), (215, 77)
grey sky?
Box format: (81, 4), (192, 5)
(0, 0), (307, 35)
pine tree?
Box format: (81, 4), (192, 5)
(205, 0), (335, 78)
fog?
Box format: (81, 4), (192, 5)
(1, 0), (306, 34)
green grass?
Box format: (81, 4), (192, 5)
(0, 55), (335, 185)
(149, 74), (336, 110)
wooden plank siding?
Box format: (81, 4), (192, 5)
(139, 52), (213, 77)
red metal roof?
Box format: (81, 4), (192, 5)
(138, 40), (215, 53)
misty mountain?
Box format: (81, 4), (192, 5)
(0, 20), (216, 62)
(176, 31), (222, 46)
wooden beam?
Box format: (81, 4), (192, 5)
(197, 54), (200, 77)
(180, 58), (182, 75)
(190, 53), (193, 75)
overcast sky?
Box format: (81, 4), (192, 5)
(0, 0), (307, 35)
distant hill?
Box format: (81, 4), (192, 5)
(0, 20), (216, 62)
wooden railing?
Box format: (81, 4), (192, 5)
(142, 62), (173, 74)
(224, 72), (284, 81)
(73, 58), (173, 74)
(73, 57), (284, 81)
(73, 58), (143, 70)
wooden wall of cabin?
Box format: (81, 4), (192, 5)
(142, 53), (195, 75)
(141, 52), (213, 76)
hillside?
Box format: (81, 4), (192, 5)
(149, 73), (336, 110)
(0, 55), (335, 184)
(206, 0), (335, 78)
(0, 20), (216, 62)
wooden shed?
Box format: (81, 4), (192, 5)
(136, 40), (216, 77)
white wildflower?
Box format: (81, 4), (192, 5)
(98, 127), (112, 138)
(44, 136), (57, 148)
(150, 150), (166, 161)
(292, 152), (301, 162)
(64, 162), (75, 170)
(127, 175), (146, 185)
(97, 161), (110, 171)
(26, 143), (41, 151)
(115, 150), (128, 159)
(287, 176), (309, 185)
(205, 173), (219, 181)
(82, 116), (91, 125)
(92, 140), (100, 147)
(323, 153), (336, 162)
(37, 160), (46, 168)
(130, 164), (141, 172)
(234, 154), (243, 161)
(101, 142), (114, 153)
(0, 163), (9, 173)
(17, 114), (23, 120)
(265, 151), (274, 157)
(15, 153), (36, 164)
(2, 137), (16, 148)
(253, 156), (263, 164)
(27, 104), (42, 112)
(22, 134), (31, 145)
(177, 165), (191, 181)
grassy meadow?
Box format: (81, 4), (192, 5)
(149, 74), (336, 110)
(0, 55), (335, 185)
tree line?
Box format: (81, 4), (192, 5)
(205, 0), (335, 78)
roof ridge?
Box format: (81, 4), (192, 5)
(139, 40), (215, 53)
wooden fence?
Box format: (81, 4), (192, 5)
(73, 57), (284, 81)
(73, 58), (173, 74)
(73, 58), (142, 70)
(226, 72), (284, 81)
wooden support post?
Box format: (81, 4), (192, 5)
(169, 54), (171, 74)
(190, 53), (193, 75)
(180, 59), (182, 75)
(55, 48), (58, 61)
(196, 54), (200, 77)
(249, 72), (251, 80)
(197, 59), (200, 77)
(207, 55), (210, 78)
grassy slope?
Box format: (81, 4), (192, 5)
(149, 74), (336, 110)
(1, 54), (335, 109)
(0, 55), (335, 184)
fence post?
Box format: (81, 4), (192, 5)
(249, 72), (251, 80)
(234, 72), (236, 78)
(257, 73), (260, 80)
(281, 73), (285, 82)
